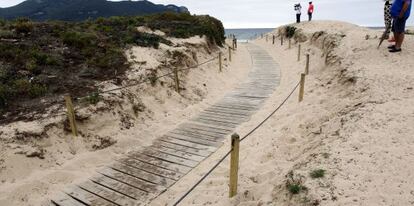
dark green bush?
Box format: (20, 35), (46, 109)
(13, 18), (34, 34)
(61, 31), (98, 49)
(285, 26), (297, 38)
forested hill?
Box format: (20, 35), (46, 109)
(0, 0), (189, 21)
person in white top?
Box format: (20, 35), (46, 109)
(295, 3), (302, 23)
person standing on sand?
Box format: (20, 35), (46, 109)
(295, 3), (302, 23)
(389, 0), (411, 52)
(308, 2), (314, 21)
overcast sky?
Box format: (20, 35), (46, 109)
(1, 0), (413, 28)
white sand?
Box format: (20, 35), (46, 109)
(0, 36), (252, 205)
(151, 21), (414, 206)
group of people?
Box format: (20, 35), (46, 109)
(294, 2), (314, 23)
(384, 0), (411, 53)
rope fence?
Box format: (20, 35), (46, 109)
(172, 80), (301, 206)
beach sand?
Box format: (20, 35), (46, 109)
(0, 34), (252, 205)
(151, 21), (414, 206)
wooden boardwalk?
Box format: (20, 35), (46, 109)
(51, 43), (281, 206)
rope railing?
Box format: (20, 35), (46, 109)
(172, 80), (301, 206)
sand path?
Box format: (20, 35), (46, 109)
(51, 43), (281, 206)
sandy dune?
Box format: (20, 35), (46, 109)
(0, 36), (252, 205)
(151, 21), (414, 206)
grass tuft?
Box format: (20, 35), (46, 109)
(310, 169), (326, 179)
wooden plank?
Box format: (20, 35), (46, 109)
(139, 149), (199, 168)
(195, 115), (245, 125)
(200, 111), (249, 119)
(128, 152), (192, 174)
(204, 108), (252, 116)
(160, 136), (217, 153)
(90, 175), (150, 201)
(192, 118), (238, 129)
(110, 163), (176, 187)
(98, 167), (166, 194)
(64, 185), (118, 206)
(197, 112), (249, 122)
(153, 140), (212, 157)
(165, 132), (222, 147)
(78, 181), (138, 206)
(211, 105), (256, 111)
(150, 144), (205, 162)
(181, 122), (233, 133)
(171, 129), (224, 142)
(51, 192), (84, 206)
(119, 157), (184, 180)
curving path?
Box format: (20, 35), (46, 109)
(51, 43), (281, 206)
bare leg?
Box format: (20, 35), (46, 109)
(396, 33), (404, 49)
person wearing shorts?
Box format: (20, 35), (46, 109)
(389, 0), (411, 52)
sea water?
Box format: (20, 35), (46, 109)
(225, 28), (274, 42)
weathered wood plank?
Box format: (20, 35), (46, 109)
(164, 132), (222, 147)
(64, 185), (118, 206)
(195, 115), (245, 125)
(171, 129), (224, 142)
(191, 118), (238, 129)
(153, 140), (212, 157)
(98, 167), (166, 194)
(180, 122), (233, 133)
(128, 152), (193, 174)
(110, 163), (176, 187)
(150, 144), (205, 162)
(160, 136), (217, 153)
(197, 113), (249, 123)
(51, 192), (84, 206)
(90, 175), (150, 201)
(78, 181), (138, 206)
(139, 149), (199, 168)
(119, 157), (184, 180)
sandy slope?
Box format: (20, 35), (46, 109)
(0, 36), (252, 205)
(151, 21), (414, 206)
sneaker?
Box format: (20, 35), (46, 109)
(387, 45), (396, 49)
(389, 48), (402, 53)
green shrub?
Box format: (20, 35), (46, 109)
(285, 26), (297, 38)
(287, 183), (308, 195)
(29, 84), (47, 97)
(61, 31), (98, 49)
(85, 92), (101, 104)
(13, 18), (33, 34)
(0, 29), (15, 38)
(310, 169), (326, 179)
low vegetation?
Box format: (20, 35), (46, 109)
(285, 26), (297, 38)
(310, 169), (326, 179)
(0, 13), (225, 117)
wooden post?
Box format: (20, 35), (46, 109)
(64, 95), (78, 137)
(272, 35), (275, 44)
(234, 39), (238, 49)
(174, 67), (180, 93)
(289, 38), (291, 49)
(299, 73), (306, 102)
(228, 46), (232, 62)
(229, 133), (240, 198)
(297, 44), (301, 62)
(281, 35), (284, 46)
(305, 54), (310, 75)
(219, 52), (222, 72)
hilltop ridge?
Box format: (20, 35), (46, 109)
(0, 0), (189, 21)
